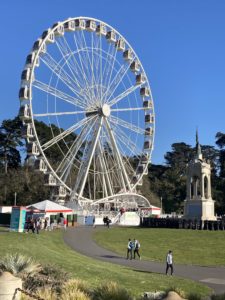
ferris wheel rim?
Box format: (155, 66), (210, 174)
(20, 16), (155, 202)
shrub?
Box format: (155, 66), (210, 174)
(60, 288), (91, 300)
(92, 281), (134, 300)
(62, 279), (91, 295)
(0, 253), (42, 277)
(20, 288), (57, 300)
(211, 294), (225, 300)
(187, 293), (202, 300)
(41, 264), (70, 282)
(23, 264), (70, 293)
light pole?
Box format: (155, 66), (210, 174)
(160, 197), (162, 215)
(14, 192), (17, 206)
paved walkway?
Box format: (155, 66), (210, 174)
(63, 226), (225, 294)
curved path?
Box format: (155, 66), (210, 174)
(63, 226), (225, 294)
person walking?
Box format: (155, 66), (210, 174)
(126, 238), (133, 260)
(63, 217), (68, 231)
(166, 250), (173, 275)
(34, 218), (40, 234)
(93, 216), (96, 228)
(45, 217), (51, 231)
(133, 239), (141, 259)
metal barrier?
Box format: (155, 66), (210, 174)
(140, 218), (225, 230)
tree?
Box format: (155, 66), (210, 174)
(214, 132), (225, 213)
(0, 117), (23, 174)
(215, 132), (225, 178)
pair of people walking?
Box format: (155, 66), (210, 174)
(126, 238), (141, 260)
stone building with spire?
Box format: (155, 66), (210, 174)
(183, 131), (216, 220)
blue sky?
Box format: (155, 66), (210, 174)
(1, 0), (225, 165)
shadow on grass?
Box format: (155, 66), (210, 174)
(132, 268), (161, 275)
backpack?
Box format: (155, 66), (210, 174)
(128, 241), (133, 249)
(136, 241), (140, 249)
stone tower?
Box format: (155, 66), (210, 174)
(183, 131), (216, 220)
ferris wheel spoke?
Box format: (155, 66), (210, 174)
(111, 107), (146, 112)
(58, 37), (80, 76)
(42, 116), (93, 151)
(41, 53), (88, 103)
(58, 117), (98, 181)
(56, 37), (92, 103)
(33, 110), (90, 117)
(73, 33), (94, 105)
(102, 43), (119, 103)
(110, 120), (144, 163)
(97, 141), (114, 196)
(104, 118), (131, 191)
(109, 115), (145, 135)
(108, 84), (141, 107)
(92, 36), (102, 101)
(77, 32), (93, 81)
(103, 59), (135, 103)
(33, 80), (85, 108)
(57, 119), (94, 175)
(112, 123), (143, 158)
(93, 36), (104, 103)
(59, 36), (98, 103)
(101, 131), (126, 192)
(73, 32), (93, 97)
(95, 155), (109, 199)
(102, 44), (116, 93)
(81, 30), (98, 101)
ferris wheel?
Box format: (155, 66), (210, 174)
(19, 17), (155, 208)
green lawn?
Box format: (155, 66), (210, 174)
(94, 227), (225, 266)
(0, 229), (210, 298)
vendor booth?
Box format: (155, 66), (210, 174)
(26, 200), (73, 218)
(26, 200), (74, 228)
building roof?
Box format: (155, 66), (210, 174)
(26, 200), (72, 213)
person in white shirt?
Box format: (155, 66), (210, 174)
(166, 250), (173, 275)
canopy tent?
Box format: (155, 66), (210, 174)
(26, 200), (72, 213)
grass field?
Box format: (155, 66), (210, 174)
(94, 227), (225, 266)
(0, 229), (211, 298)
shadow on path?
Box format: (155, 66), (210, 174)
(63, 226), (225, 294)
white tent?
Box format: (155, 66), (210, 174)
(26, 200), (72, 213)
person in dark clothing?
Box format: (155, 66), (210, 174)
(27, 218), (35, 233)
(133, 239), (141, 259)
(34, 218), (40, 234)
(104, 216), (110, 228)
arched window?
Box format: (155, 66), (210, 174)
(204, 176), (208, 199)
(196, 177), (201, 197)
(190, 177), (194, 199)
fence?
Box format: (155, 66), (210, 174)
(141, 217), (225, 230)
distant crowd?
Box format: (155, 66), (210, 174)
(25, 216), (68, 234)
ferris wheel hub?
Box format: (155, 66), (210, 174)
(101, 103), (111, 117)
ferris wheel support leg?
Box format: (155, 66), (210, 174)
(105, 119), (132, 192)
(77, 117), (103, 199)
(97, 142), (114, 196)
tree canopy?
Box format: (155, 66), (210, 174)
(0, 116), (224, 214)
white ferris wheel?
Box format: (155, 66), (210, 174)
(19, 17), (155, 209)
